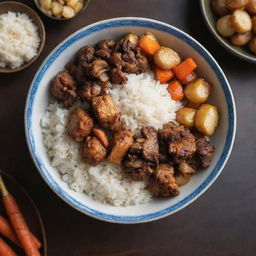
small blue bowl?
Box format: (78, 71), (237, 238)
(25, 17), (236, 223)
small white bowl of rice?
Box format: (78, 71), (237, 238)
(0, 1), (45, 73)
(25, 17), (236, 223)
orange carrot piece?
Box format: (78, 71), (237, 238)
(172, 58), (197, 81)
(0, 215), (19, 245)
(0, 238), (17, 256)
(155, 66), (174, 84)
(0, 176), (41, 256)
(0, 215), (41, 249)
(180, 71), (197, 85)
(167, 80), (184, 101)
(93, 128), (109, 148)
(139, 36), (160, 55)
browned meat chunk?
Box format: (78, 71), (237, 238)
(91, 59), (110, 82)
(76, 45), (95, 64)
(67, 108), (93, 142)
(109, 53), (125, 69)
(137, 54), (149, 72)
(65, 59), (86, 84)
(96, 39), (116, 51)
(110, 68), (127, 84)
(50, 71), (77, 107)
(125, 159), (154, 181)
(159, 122), (196, 161)
(80, 81), (109, 101)
(81, 136), (107, 166)
(141, 127), (159, 163)
(123, 62), (139, 74)
(108, 129), (134, 164)
(122, 49), (136, 63)
(95, 49), (110, 60)
(91, 95), (122, 131)
(148, 164), (179, 197)
(196, 137), (215, 168)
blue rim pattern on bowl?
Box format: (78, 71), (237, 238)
(25, 17), (236, 223)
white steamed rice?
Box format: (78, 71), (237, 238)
(41, 72), (181, 206)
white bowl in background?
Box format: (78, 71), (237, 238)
(25, 17), (236, 223)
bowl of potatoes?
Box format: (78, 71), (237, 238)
(200, 0), (256, 63)
(35, 0), (90, 20)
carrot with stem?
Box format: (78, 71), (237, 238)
(0, 175), (41, 256)
(0, 238), (17, 256)
(0, 215), (41, 249)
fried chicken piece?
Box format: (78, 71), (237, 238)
(108, 129), (134, 164)
(79, 81), (109, 101)
(50, 71), (77, 107)
(141, 127), (159, 163)
(196, 137), (215, 168)
(67, 108), (94, 142)
(91, 95), (122, 131)
(81, 136), (107, 166)
(148, 164), (179, 197)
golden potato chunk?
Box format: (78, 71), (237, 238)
(184, 78), (211, 104)
(62, 5), (75, 18)
(195, 104), (219, 136)
(246, 0), (256, 14)
(51, 1), (63, 16)
(74, 2), (83, 13)
(143, 32), (158, 42)
(231, 31), (252, 45)
(153, 47), (181, 70)
(40, 0), (52, 10)
(176, 108), (197, 128)
(227, 0), (249, 9)
(231, 10), (252, 33)
(67, 0), (79, 9)
(216, 15), (235, 37)
(211, 0), (229, 16)
(124, 33), (139, 48)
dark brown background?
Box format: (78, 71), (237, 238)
(0, 0), (256, 255)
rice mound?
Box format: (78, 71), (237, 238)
(110, 72), (182, 133)
(41, 72), (181, 206)
(0, 12), (40, 69)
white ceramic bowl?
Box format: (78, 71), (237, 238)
(25, 17), (236, 223)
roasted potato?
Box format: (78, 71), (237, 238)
(62, 5), (75, 18)
(153, 47), (181, 69)
(124, 33), (139, 48)
(195, 104), (219, 136)
(175, 173), (192, 186)
(246, 0), (256, 14)
(40, 0), (52, 10)
(176, 107), (197, 128)
(227, 0), (249, 9)
(184, 78), (211, 104)
(74, 2), (83, 13)
(216, 15), (235, 37)
(51, 1), (63, 16)
(252, 16), (256, 33)
(67, 0), (79, 9)
(143, 32), (158, 42)
(211, 0), (229, 16)
(231, 10), (252, 33)
(231, 31), (252, 45)
(249, 36), (256, 53)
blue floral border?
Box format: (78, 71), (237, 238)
(25, 18), (236, 223)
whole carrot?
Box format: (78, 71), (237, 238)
(0, 175), (41, 256)
(0, 238), (17, 256)
(0, 215), (41, 249)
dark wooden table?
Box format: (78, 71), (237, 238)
(1, 0), (256, 255)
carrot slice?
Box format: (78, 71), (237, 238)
(139, 36), (160, 55)
(155, 66), (174, 84)
(0, 176), (41, 256)
(0, 238), (17, 256)
(93, 129), (109, 148)
(167, 80), (184, 101)
(172, 58), (197, 81)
